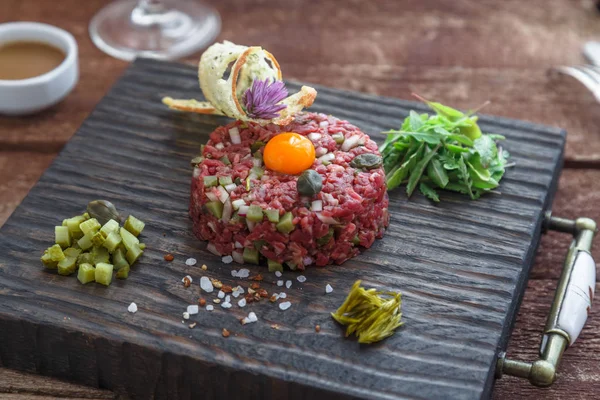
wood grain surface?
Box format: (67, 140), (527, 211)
(1, 0), (599, 399)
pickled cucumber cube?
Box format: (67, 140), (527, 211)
(243, 248), (259, 264)
(103, 231), (122, 253)
(112, 248), (129, 271)
(57, 256), (77, 276)
(77, 252), (94, 266)
(205, 201), (223, 219)
(77, 232), (94, 251)
(55, 226), (71, 249)
(139, 243), (146, 250)
(317, 228), (335, 246)
(116, 264), (130, 279)
(92, 231), (107, 246)
(218, 176), (233, 186)
(77, 263), (95, 284)
(264, 209), (280, 223)
(126, 244), (143, 265)
(123, 215), (145, 237)
(286, 262), (298, 271)
(63, 247), (82, 258)
(203, 175), (218, 187)
(95, 263), (113, 286)
(246, 205), (264, 222)
(79, 218), (101, 235)
(92, 246), (110, 265)
(65, 215), (87, 239)
(46, 244), (66, 262)
(100, 219), (120, 236)
(120, 227), (139, 253)
(268, 259), (283, 272)
(41, 252), (59, 269)
(276, 212), (295, 234)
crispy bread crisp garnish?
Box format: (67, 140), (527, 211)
(163, 41), (316, 125)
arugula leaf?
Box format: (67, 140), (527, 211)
(439, 152), (459, 170)
(406, 144), (441, 197)
(473, 135), (497, 168)
(419, 182), (440, 202)
(445, 143), (470, 153)
(447, 134), (474, 147)
(427, 158), (449, 188)
(387, 130), (442, 145)
(386, 151), (419, 190)
(487, 134), (506, 141)
(408, 111), (424, 131)
(457, 156), (475, 199)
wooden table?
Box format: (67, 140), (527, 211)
(1, 1), (599, 398)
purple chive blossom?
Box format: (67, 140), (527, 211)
(242, 78), (288, 119)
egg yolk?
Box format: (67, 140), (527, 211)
(263, 132), (316, 175)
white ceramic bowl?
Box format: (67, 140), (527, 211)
(0, 22), (79, 115)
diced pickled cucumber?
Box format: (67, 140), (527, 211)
(63, 247), (82, 258)
(77, 252), (94, 266)
(286, 262), (298, 271)
(243, 248), (259, 264)
(220, 155), (231, 165)
(100, 219), (120, 236)
(41, 252), (58, 269)
(65, 215), (86, 239)
(123, 215), (145, 237)
(92, 231), (107, 246)
(264, 209), (280, 223)
(45, 244), (66, 262)
(62, 219), (68, 226)
(116, 264), (130, 279)
(317, 228), (335, 246)
(139, 243), (146, 250)
(82, 212), (90, 220)
(276, 212), (295, 234)
(203, 175), (218, 187)
(77, 263), (96, 284)
(57, 256), (78, 276)
(250, 166), (264, 179)
(55, 226), (71, 249)
(112, 248), (129, 271)
(205, 201), (223, 219)
(95, 263), (114, 286)
(120, 227), (139, 253)
(253, 239), (266, 251)
(79, 218), (101, 235)
(92, 246), (110, 265)
(246, 205), (264, 222)
(125, 244), (143, 265)
(103, 231), (122, 253)
(352, 235), (360, 246)
(268, 259), (283, 272)
(77, 232), (94, 251)
(219, 176), (233, 186)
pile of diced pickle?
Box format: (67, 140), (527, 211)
(40, 200), (146, 286)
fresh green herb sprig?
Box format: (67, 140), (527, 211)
(380, 96), (510, 201)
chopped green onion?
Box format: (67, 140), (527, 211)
(123, 215), (145, 237)
(95, 263), (114, 286)
(246, 205), (264, 222)
(77, 263), (96, 284)
(55, 226), (71, 249)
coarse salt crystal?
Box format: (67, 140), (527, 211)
(248, 312), (258, 322)
(277, 280), (284, 287)
(275, 271), (282, 278)
(182, 275), (193, 284)
(286, 280), (292, 289)
(232, 290), (241, 298)
(222, 255), (233, 264)
(237, 269), (250, 278)
(271, 293), (280, 300)
(221, 302), (232, 309)
(218, 290), (225, 299)
(206, 305), (214, 311)
(183, 312), (190, 320)
(127, 302), (137, 313)
(279, 301), (291, 311)
(297, 275), (306, 283)
(238, 298), (247, 307)
(200, 276), (214, 293)
(225, 295), (231, 303)
(235, 285), (245, 293)
(326, 284), (333, 293)
(279, 292), (287, 299)
(187, 305), (199, 315)
(185, 258), (197, 266)
(231, 270), (238, 277)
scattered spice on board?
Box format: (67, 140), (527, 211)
(183, 276), (191, 288)
(331, 280), (403, 344)
(315, 325), (321, 333)
(250, 282), (260, 290)
(250, 274), (263, 281)
(222, 328), (230, 338)
(201, 264), (208, 271)
(271, 324), (280, 330)
(189, 322), (197, 329)
(199, 298), (206, 307)
(164, 254), (174, 261)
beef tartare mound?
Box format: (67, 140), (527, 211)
(190, 112), (389, 269)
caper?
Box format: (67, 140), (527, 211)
(297, 170), (323, 196)
(87, 200), (120, 225)
(350, 153), (383, 170)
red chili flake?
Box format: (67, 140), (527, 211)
(210, 278), (223, 289)
(244, 293), (255, 303)
(269, 294), (278, 303)
(250, 274), (263, 281)
(164, 254), (174, 261)
(250, 282), (260, 290)
(254, 293), (261, 301)
(315, 325), (321, 333)
(247, 288), (256, 295)
(257, 288), (268, 298)
(221, 285), (233, 293)
(183, 277), (191, 288)
(271, 324), (280, 330)
(199, 298), (206, 307)
(222, 328), (230, 338)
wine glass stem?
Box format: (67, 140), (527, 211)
(131, 0), (174, 26)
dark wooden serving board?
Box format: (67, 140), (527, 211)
(0, 59), (565, 400)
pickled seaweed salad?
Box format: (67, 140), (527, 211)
(380, 96), (511, 201)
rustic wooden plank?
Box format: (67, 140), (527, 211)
(0, 59), (565, 399)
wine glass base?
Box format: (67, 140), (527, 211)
(89, 0), (221, 61)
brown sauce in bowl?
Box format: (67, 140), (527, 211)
(0, 41), (65, 80)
